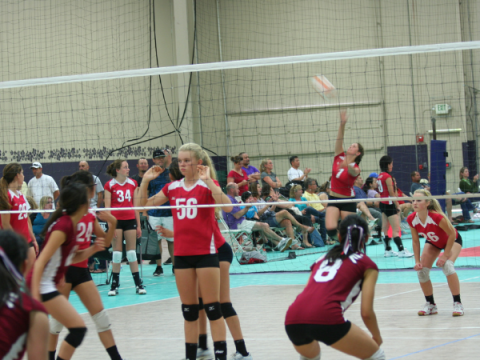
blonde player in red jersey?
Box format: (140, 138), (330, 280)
(325, 109), (364, 242)
(139, 143), (233, 360)
(48, 171), (124, 360)
(377, 156), (413, 258)
(31, 183), (105, 360)
(285, 215), (384, 360)
(408, 188), (464, 317)
(0, 163), (38, 273)
(104, 159), (145, 296)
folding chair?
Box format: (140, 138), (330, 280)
(217, 216), (256, 255)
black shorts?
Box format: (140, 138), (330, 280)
(116, 219), (137, 231)
(65, 266), (93, 289)
(41, 291), (61, 302)
(380, 202), (398, 217)
(285, 321), (352, 346)
(426, 233), (463, 250)
(218, 242), (233, 264)
(327, 195), (357, 213)
(175, 254), (219, 269)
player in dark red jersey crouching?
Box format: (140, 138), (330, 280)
(285, 215), (384, 360)
(409, 189), (464, 317)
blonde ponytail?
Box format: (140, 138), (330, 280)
(259, 159), (270, 173)
(414, 189), (454, 232)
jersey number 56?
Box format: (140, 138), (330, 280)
(176, 198), (198, 219)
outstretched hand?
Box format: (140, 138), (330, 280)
(143, 166), (162, 182)
(340, 109), (348, 125)
(93, 237), (105, 251)
(197, 165), (211, 181)
(156, 225), (174, 238)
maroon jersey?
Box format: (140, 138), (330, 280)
(407, 211), (458, 249)
(39, 215), (78, 294)
(104, 178), (137, 220)
(285, 253), (378, 325)
(0, 292), (47, 359)
(228, 169), (248, 195)
(0, 190), (31, 243)
(330, 153), (359, 197)
(377, 172), (393, 204)
(71, 210), (96, 268)
(162, 178), (223, 256)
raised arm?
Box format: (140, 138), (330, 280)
(335, 109), (348, 156)
(198, 165), (233, 213)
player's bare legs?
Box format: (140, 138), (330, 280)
(175, 269), (200, 343)
(48, 283), (73, 352)
(418, 243), (440, 297)
(219, 261), (244, 340)
(330, 323), (380, 359)
(124, 229), (139, 273)
(293, 341), (320, 359)
(111, 229), (123, 273)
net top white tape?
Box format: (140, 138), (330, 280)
(1, 41), (479, 90)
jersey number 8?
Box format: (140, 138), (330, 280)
(176, 198), (198, 220)
(314, 259), (343, 283)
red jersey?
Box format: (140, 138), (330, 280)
(0, 190), (31, 243)
(407, 211), (458, 250)
(104, 178), (137, 220)
(228, 169), (248, 195)
(397, 188), (405, 205)
(330, 153), (359, 197)
(377, 172), (393, 204)
(0, 292), (47, 360)
(162, 178), (223, 256)
(285, 253), (378, 325)
(39, 215), (78, 294)
(71, 210), (96, 268)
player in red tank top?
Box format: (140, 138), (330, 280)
(408, 189), (464, 317)
(0, 163), (38, 274)
(0, 230), (48, 360)
(377, 156), (413, 258)
(48, 171), (124, 360)
(104, 159), (145, 296)
(139, 143), (233, 360)
(31, 183), (105, 360)
(326, 110), (364, 243)
(285, 215), (385, 360)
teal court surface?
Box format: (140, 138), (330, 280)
(66, 226), (480, 359)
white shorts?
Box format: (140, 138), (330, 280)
(148, 216), (174, 242)
(237, 219), (256, 232)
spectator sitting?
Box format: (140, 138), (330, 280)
(300, 179), (327, 242)
(25, 196), (38, 224)
(260, 159), (282, 189)
(459, 167), (479, 197)
(240, 152), (261, 184)
(32, 196), (53, 247)
(410, 171), (423, 194)
(227, 155), (249, 196)
(353, 176), (380, 230)
(248, 182), (262, 202)
(222, 183), (295, 252)
(240, 191), (259, 220)
(287, 156), (311, 183)
(363, 177), (380, 206)
(317, 180), (330, 207)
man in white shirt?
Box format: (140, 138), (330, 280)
(27, 162), (60, 206)
(287, 156), (311, 182)
(79, 160), (104, 208)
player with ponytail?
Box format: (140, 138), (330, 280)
(48, 171), (124, 360)
(0, 163), (38, 273)
(285, 215), (385, 360)
(408, 189), (464, 317)
(139, 142), (232, 360)
(0, 230), (49, 360)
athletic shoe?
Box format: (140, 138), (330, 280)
(197, 348), (213, 360)
(397, 249), (414, 258)
(153, 266), (164, 276)
(453, 302), (464, 316)
(136, 284), (147, 295)
(367, 239), (380, 246)
(418, 302), (438, 316)
(108, 283), (119, 296)
(164, 257), (172, 265)
(384, 250), (398, 257)
(276, 238), (293, 252)
(368, 218), (378, 230)
(229, 352), (253, 360)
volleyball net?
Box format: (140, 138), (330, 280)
(1, 0), (480, 273)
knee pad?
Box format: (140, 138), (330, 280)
(198, 297), (204, 310)
(49, 317), (64, 335)
(204, 302), (223, 321)
(417, 267), (430, 283)
(64, 327), (87, 348)
(365, 348), (385, 360)
(126, 250), (137, 263)
(220, 302), (237, 319)
(300, 354), (320, 360)
(442, 260), (456, 277)
(182, 304), (199, 322)
(112, 251), (122, 264)
(92, 310), (111, 333)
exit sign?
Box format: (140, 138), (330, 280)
(435, 104), (450, 115)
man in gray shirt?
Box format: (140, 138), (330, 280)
(79, 160), (104, 208)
